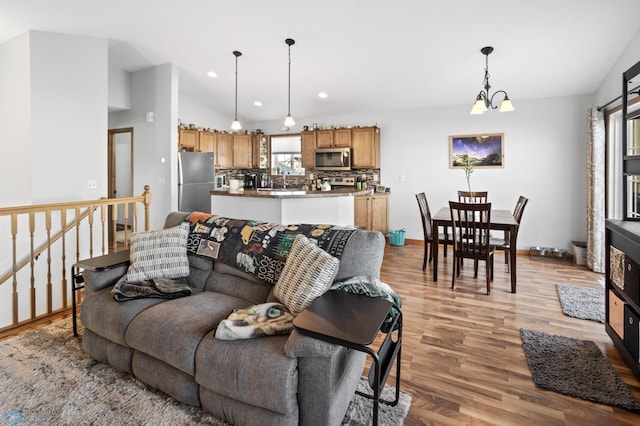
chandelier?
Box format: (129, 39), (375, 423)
(470, 46), (514, 115)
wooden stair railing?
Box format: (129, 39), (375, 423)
(0, 185), (152, 334)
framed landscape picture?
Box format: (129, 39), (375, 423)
(449, 133), (504, 169)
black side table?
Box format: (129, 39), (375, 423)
(293, 290), (402, 426)
(71, 250), (130, 336)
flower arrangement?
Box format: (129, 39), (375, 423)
(461, 154), (474, 192)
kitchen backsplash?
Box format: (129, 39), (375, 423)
(218, 168), (381, 188)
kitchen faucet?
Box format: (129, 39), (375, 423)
(282, 173), (287, 189)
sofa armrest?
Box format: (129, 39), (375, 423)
(284, 329), (342, 358)
(82, 265), (129, 293)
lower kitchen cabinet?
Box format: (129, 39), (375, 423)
(354, 193), (388, 233)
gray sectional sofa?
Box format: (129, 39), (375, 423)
(80, 211), (386, 425)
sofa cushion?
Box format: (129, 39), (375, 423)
(215, 302), (293, 340)
(334, 228), (386, 281)
(122, 223), (190, 283)
(80, 286), (168, 347)
(124, 291), (249, 375)
(273, 234), (339, 314)
(195, 333), (297, 416)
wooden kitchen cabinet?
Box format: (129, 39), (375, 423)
(199, 131), (216, 152)
(334, 128), (352, 147)
(352, 127), (380, 169)
(316, 129), (352, 148)
(216, 133), (233, 168)
(178, 128), (199, 151)
(301, 131), (317, 170)
(316, 130), (334, 148)
(233, 134), (252, 168)
(252, 133), (268, 169)
(354, 193), (388, 233)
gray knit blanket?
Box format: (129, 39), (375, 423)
(112, 277), (192, 302)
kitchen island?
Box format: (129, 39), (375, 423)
(210, 188), (371, 226)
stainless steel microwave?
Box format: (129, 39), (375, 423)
(315, 148), (351, 171)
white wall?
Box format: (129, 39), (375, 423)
(251, 94), (593, 251)
(0, 32), (31, 207)
(178, 92), (229, 131)
(109, 64), (178, 229)
(109, 62), (130, 111)
(0, 31), (108, 206)
(596, 26), (640, 107)
(29, 31), (109, 204)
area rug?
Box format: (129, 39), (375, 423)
(520, 328), (640, 411)
(556, 284), (605, 323)
(0, 320), (412, 425)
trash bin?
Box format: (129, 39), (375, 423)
(572, 241), (587, 265)
(388, 228), (406, 246)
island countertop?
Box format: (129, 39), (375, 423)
(210, 188), (374, 198)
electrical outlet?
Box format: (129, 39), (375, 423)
(158, 177), (166, 185)
(399, 174), (406, 182)
(86, 179), (97, 189)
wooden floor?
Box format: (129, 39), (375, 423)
(380, 243), (640, 425)
(3, 243), (640, 425)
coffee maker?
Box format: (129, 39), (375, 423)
(244, 173), (260, 189)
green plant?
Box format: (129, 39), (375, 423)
(462, 154), (474, 192)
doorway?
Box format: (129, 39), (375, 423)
(107, 128), (134, 246)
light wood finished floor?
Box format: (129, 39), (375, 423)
(3, 244), (640, 425)
(380, 243), (640, 425)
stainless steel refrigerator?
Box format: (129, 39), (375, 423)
(178, 152), (215, 213)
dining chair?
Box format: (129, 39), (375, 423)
(415, 192), (453, 270)
(457, 190), (488, 203)
(449, 201), (495, 294)
(490, 195), (529, 272)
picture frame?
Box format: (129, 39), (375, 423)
(449, 133), (504, 169)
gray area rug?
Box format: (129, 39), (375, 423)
(0, 320), (411, 425)
(556, 284), (604, 323)
(520, 328), (640, 411)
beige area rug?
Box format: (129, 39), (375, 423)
(0, 320), (412, 425)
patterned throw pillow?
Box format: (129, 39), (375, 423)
(123, 223), (190, 283)
(215, 302), (294, 340)
(273, 234), (340, 314)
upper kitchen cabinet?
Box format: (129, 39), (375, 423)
(178, 128), (199, 151)
(316, 129), (351, 148)
(351, 127), (380, 169)
(233, 134), (252, 168)
(252, 133), (269, 169)
(216, 133), (233, 168)
(199, 131), (216, 153)
(301, 131), (317, 170)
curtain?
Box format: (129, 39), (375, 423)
(587, 107), (605, 273)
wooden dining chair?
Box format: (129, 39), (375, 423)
(415, 192), (453, 270)
(457, 190), (488, 203)
(490, 195), (529, 272)
(449, 201), (495, 294)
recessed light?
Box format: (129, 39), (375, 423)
(206, 71), (218, 78)
(318, 92), (328, 99)
(254, 101), (263, 107)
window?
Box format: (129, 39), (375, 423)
(270, 134), (304, 176)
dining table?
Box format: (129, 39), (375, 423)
(431, 207), (519, 293)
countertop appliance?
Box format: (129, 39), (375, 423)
(178, 151), (215, 213)
(315, 147), (351, 171)
(244, 173), (260, 189)
(215, 174), (227, 190)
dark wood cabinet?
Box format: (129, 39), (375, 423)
(606, 220), (640, 379)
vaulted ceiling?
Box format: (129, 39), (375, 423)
(2, 0), (640, 122)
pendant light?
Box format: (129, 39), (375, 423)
(470, 46), (514, 115)
(231, 50), (242, 130)
(284, 38), (296, 127)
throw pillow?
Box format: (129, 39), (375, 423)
(273, 234), (340, 314)
(214, 302), (294, 340)
(121, 223), (190, 283)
